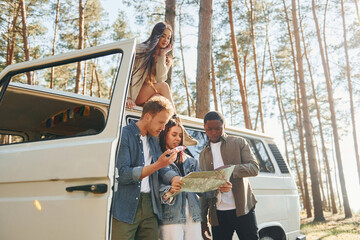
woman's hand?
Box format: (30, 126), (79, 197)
(126, 98), (136, 109)
(154, 44), (173, 66)
(159, 43), (173, 56)
(169, 176), (184, 194)
(219, 181), (232, 193)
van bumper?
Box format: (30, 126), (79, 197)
(296, 234), (306, 240)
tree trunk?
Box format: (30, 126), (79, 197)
(300, 17), (338, 213)
(94, 67), (101, 98)
(312, 127), (327, 209)
(20, 0), (32, 85)
(354, 0), (360, 25)
(276, 69), (306, 207)
(324, 157), (331, 210)
(268, 41), (290, 165)
(312, 0), (352, 218)
(331, 137), (343, 212)
(323, 0), (332, 80)
(271, 16), (305, 205)
(31, 51), (38, 85)
(211, 50), (218, 111)
(178, 1), (192, 116)
(249, 0), (263, 133)
(295, 70), (312, 217)
(341, 0), (360, 185)
(282, 0), (311, 216)
(196, 0), (213, 118)
(6, 3), (20, 66)
(255, 18), (268, 130)
(165, 0), (176, 87)
(75, 0), (84, 93)
(82, 60), (87, 95)
(292, 0), (325, 222)
(90, 66), (94, 97)
(219, 77), (224, 114)
(229, 77), (233, 125)
(282, 98), (306, 210)
(322, 0), (338, 214)
(243, 53), (249, 126)
(82, 25), (88, 95)
(227, 0), (251, 129)
(50, 0), (60, 89)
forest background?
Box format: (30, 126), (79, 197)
(0, 0), (359, 222)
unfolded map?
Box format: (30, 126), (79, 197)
(177, 165), (235, 194)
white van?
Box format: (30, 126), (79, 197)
(0, 40), (305, 240)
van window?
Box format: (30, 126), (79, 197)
(121, 117), (276, 175)
(268, 143), (289, 173)
(182, 129), (208, 160)
(0, 52), (122, 145)
(246, 138), (275, 173)
(185, 129), (275, 174)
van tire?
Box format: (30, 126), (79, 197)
(259, 226), (286, 240)
(260, 237), (275, 240)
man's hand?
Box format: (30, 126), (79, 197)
(169, 176), (184, 194)
(219, 181), (232, 193)
(201, 221), (211, 240)
(139, 150), (178, 180)
(156, 149), (178, 169)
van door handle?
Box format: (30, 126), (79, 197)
(66, 184), (108, 194)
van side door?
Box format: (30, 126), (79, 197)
(0, 40), (135, 240)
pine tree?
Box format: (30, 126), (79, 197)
(196, 0), (213, 118)
(312, 0), (352, 219)
(292, 0), (325, 222)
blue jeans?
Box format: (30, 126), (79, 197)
(212, 207), (259, 240)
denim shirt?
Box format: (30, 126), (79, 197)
(112, 121), (178, 224)
(159, 156), (202, 225)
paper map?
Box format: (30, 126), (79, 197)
(177, 165), (235, 194)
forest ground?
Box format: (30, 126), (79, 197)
(300, 211), (360, 239)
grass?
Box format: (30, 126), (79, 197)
(300, 211), (360, 240)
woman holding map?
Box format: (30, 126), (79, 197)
(157, 116), (202, 240)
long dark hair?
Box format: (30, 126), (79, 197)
(158, 117), (183, 153)
(132, 22), (173, 86)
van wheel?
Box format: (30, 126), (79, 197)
(260, 236), (275, 240)
(259, 226), (286, 240)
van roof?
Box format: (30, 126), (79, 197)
(6, 82), (275, 142)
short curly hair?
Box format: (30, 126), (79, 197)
(204, 111), (225, 125)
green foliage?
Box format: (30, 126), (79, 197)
(112, 10), (132, 41)
(122, 0), (164, 31)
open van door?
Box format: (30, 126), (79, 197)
(0, 40), (135, 240)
